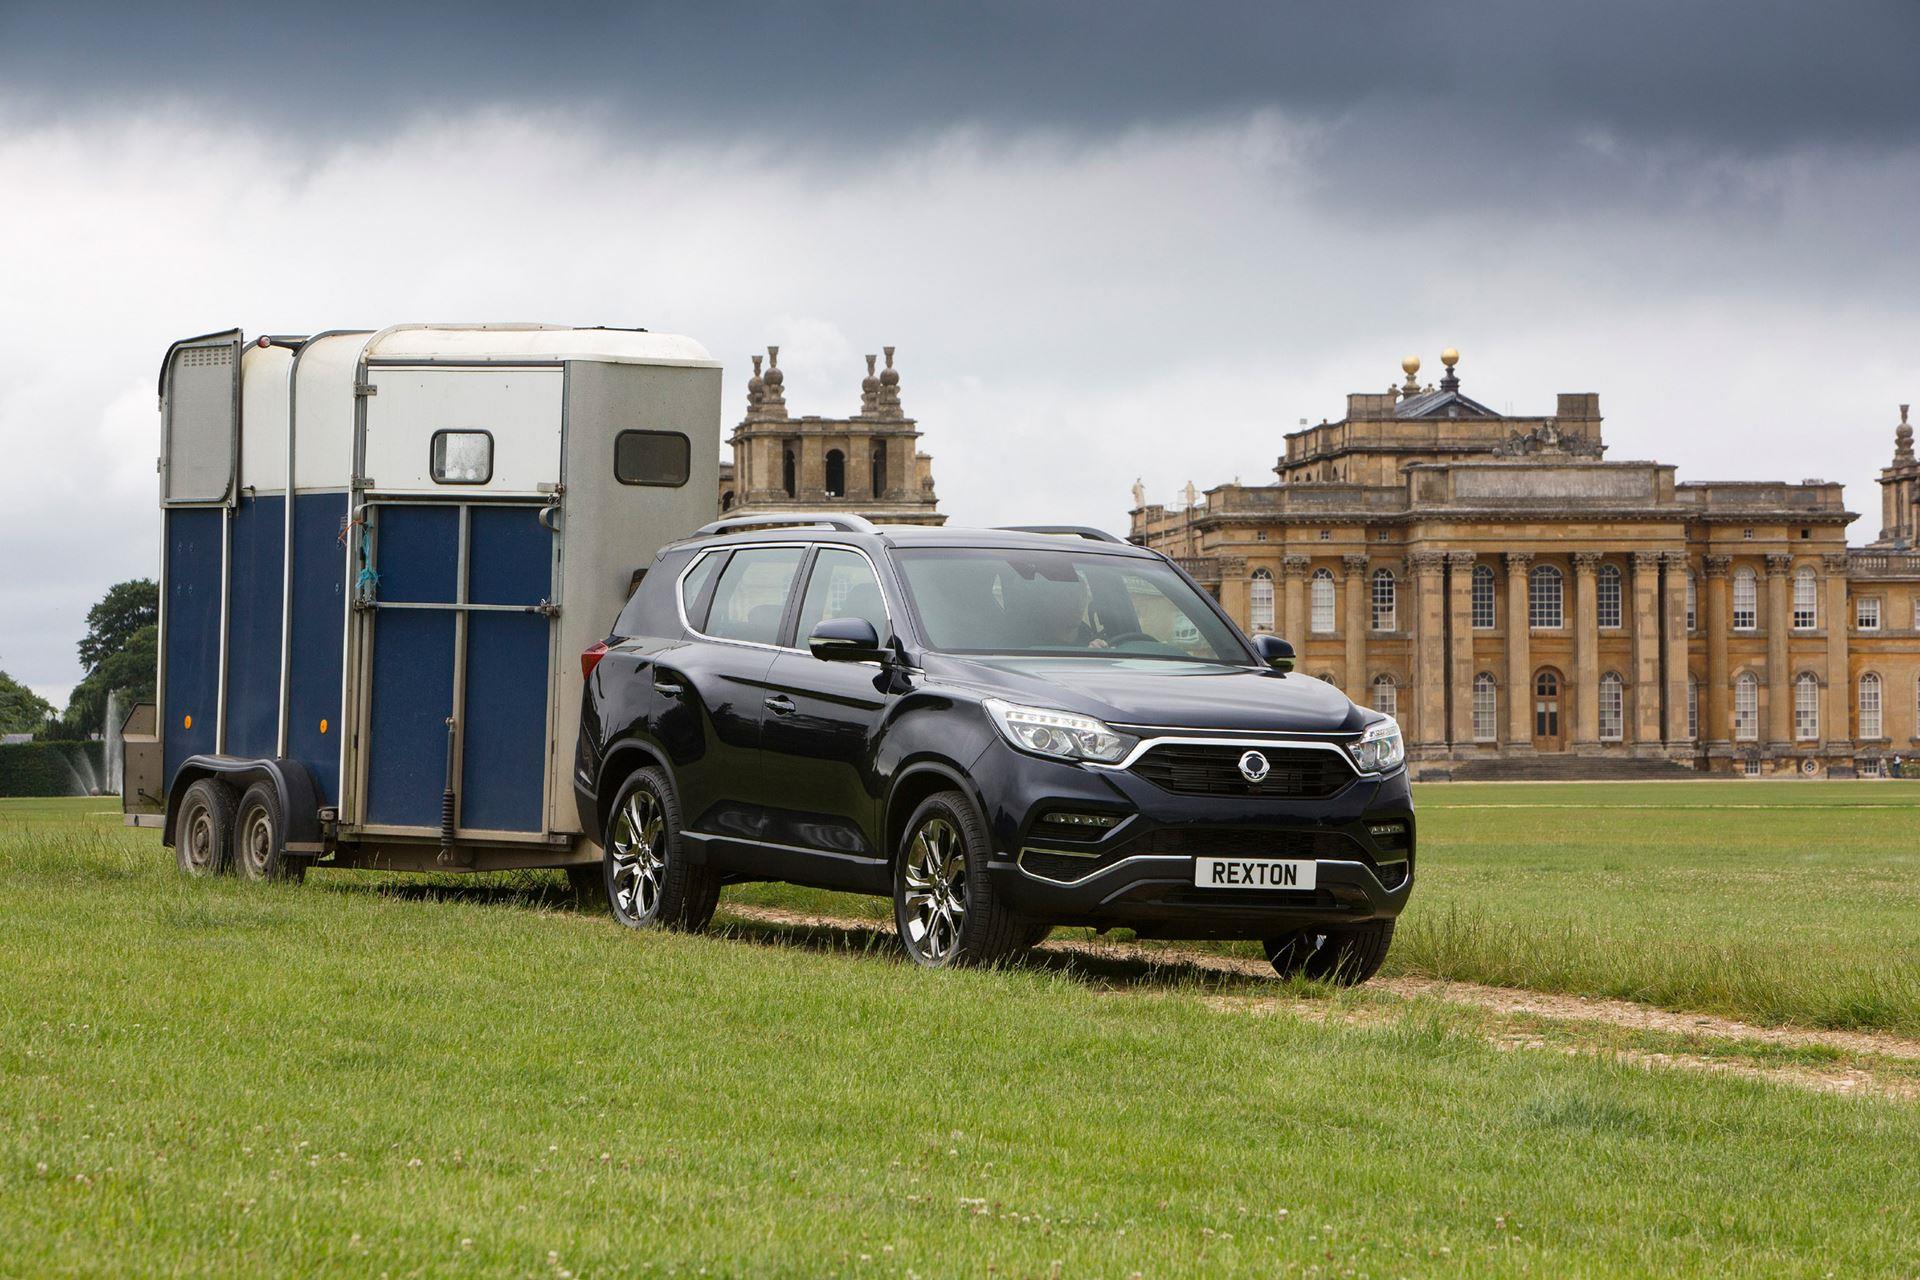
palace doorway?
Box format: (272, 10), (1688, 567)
(1532, 667), (1566, 752)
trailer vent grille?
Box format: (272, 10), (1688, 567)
(178, 346), (232, 368)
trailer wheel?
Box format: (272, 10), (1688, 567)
(603, 767), (719, 932)
(232, 781), (305, 883)
(175, 778), (236, 877)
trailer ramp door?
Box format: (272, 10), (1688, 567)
(360, 502), (554, 835)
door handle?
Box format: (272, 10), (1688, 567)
(653, 679), (684, 698)
(764, 695), (796, 716)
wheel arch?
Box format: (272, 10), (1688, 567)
(883, 758), (990, 869)
(594, 737), (674, 836)
(165, 755), (322, 851)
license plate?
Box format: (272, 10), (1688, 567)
(1193, 857), (1317, 890)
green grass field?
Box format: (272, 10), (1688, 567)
(736, 780), (1920, 1036)
(4, 789), (1918, 1276)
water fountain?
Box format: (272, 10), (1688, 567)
(104, 689), (123, 797)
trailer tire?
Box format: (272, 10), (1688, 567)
(232, 780), (305, 883)
(175, 778), (236, 878)
(602, 767), (719, 932)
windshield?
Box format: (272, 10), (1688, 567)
(894, 546), (1251, 663)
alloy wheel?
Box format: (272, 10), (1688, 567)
(608, 787), (667, 923)
(901, 815), (967, 965)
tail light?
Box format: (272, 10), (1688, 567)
(581, 641), (610, 679)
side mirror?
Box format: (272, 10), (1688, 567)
(808, 616), (889, 663)
(1253, 634), (1295, 672)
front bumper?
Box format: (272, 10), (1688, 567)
(971, 737), (1415, 941)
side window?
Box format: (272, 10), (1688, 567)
(678, 550), (726, 630)
(614, 430), (691, 487)
(702, 547), (805, 645)
(794, 548), (889, 642)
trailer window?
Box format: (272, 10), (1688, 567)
(615, 430), (691, 487)
(430, 430), (493, 484)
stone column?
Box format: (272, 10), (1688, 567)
(1571, 551), (1603, 748)
(1765, 553), (1792, 747)
(1447, 552), (1477, 746)
(1505, 552), (1534, 747)
(1217, 556), (1249, 630)
(1631, 551), (1664, 748)
(1342, 554), (1369, 697)
(1410, 552), (1448, 749)
(1281, 555), (1310, 643)
(1703, 555), (1732, 745)
(799, 434), (827, 499)
(1821, 552), (1851, 750)
(1661, 551), (1690, 744)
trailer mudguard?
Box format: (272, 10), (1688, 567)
(164, 755), (325, 854)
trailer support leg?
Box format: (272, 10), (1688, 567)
(437, 715), (457, 865)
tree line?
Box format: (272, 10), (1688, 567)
(0, 580), (156, 741)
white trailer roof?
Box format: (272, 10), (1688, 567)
(363, 324), (717, 368)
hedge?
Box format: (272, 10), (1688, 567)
(0, 741), (109, 797)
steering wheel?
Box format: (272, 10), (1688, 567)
(1105, 631), (1159, 646)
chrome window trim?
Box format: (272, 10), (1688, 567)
(1087, 735), (1376, 778)
(671, 539), (896, 658)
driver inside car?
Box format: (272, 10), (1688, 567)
(1007, 572), (1108, 649)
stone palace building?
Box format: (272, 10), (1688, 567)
(1131, 351), (1920, 778)
(717, 346), (944, 526)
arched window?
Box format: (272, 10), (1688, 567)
(1371, 568), (1396, 631)
(1317, 671), (1339, 688)
(1859, 673), (1883, 738)
(870, 440), (887, 499)
(1734, 671), (1760, 741)
(1598, 672), (1625, 741)
(1792, 566), (1817, 630)
(1371, 674), (1397, 717)
(782, 445), (797, 498)
(1471, 563), (1496, 629)
(1472, 672), (1498, 742)
(1794, 673), (1820, 741)
(1529, 565), (1563, 629)
(1685, 571), (1697, 631)
(1686, 675), (1699, 740)
(720, 490), (735, 511)
(1310, 568), (1336, 634)
(1732, 566), (1757, 630)
(1249, 568), (1275, 633)
(825, 449), (846, 498)
(1596, 564), (1623, 629)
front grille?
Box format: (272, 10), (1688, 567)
(1129, 743), (1354, 798)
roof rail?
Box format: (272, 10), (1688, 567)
(994, 525), (1127, 545)
(690, 512), (879, 538)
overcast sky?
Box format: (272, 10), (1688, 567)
(3, 2), (1917, 707)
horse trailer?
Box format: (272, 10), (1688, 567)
(123, 323), (721, 880)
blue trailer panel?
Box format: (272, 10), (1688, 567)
(223, 494), (284, 760)
(286, 492), (348, 804)
(163, 507), (223, 774)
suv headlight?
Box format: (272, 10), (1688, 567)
(984, 699), (1135, 764)
(1347, 718), (1405, 773)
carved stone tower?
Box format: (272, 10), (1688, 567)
(721, 346), (944, 525)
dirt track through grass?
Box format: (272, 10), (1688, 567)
(723, 903), (1920, 1101)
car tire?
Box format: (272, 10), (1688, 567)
(893, 790), (1027, 969)
(1264, 919), (1395, 985)
(175, 778), (236, 878)
(232, 781), (305, 883)
(602, 766), (719, 932)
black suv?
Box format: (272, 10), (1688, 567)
(574, 516), (1413, 982)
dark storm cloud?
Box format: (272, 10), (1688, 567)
(5, 0), (1917, 153)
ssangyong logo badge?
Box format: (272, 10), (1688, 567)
(1237, 750), (1271, 783)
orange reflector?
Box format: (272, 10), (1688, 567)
(183, 714), (192, 729)
(319, 718), (329, 735)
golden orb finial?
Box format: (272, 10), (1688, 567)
(1441, 347), (1459, 368)
(1401, 355), (1421, 376)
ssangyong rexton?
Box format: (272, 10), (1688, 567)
(574, 516), (1413, 981)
